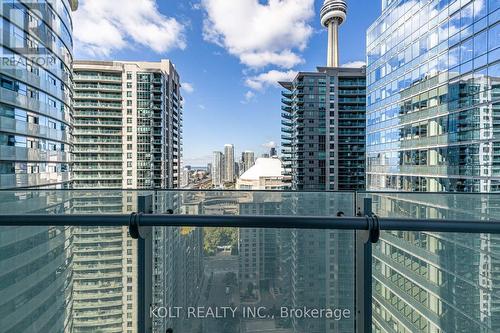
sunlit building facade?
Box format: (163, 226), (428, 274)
(71, 60), (183, 332)
(212, 151), (223, 187)
(367, 0), (500, 332)
(366, 0), (500, 192)
(280, 67), (366, 191)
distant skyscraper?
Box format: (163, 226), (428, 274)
(242, 151), (256, 174)
(0, 1), (78, 332)
(269, 147), (277, 157)
(212, 151), (224, 187)
(234, 161), (240, 178)
(181, 167), (190, 187)
(367, 0), (499, 332)
(72, 59), (183, 332)
(224, 144), (235, 182)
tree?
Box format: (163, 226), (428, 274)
(203, 227), (238, 255)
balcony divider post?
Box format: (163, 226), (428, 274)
(137, 194), (153, 333)
(355, 197), (373, 333)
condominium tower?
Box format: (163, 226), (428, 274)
(224, 143), (235, 182)
(367, 0), (499, 332)
(0, 0), (78, 332)
(280, 67), (366, 191)
(241, 150), (256, 174)
(212, 151), (224, 187)
(71, 60), (183, 332)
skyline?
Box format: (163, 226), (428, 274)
(72, 0), (381, 166)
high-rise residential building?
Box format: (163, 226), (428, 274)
(277, 2), (364, 332)
(367, 0), (499, 332)
(280, 68), (366, 191)
(71, 60), (183, 332)
(0, 1), (78, 332)
(224, 144), (235, 182)
(73, 60), (182, 190)
(241, 150), (255, 174)
(181, 167), (190, 187)
(212, 151), (224, 187)
(269, 147), (277, 157)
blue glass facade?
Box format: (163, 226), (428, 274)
(367, 0), (500, 192)
(367, 1), (500, 332)
(0, 1), (77, 332)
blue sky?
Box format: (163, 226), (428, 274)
(73, 0), (381, 166)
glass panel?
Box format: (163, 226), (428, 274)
(360, 192), (500, 333)
(154, 191), (356, 333)
(0, 190), (357, 333)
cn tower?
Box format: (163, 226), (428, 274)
(320, 0), (347, 67)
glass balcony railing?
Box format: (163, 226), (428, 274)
(0, 190), (499, 333)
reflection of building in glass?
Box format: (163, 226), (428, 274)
(71, 60), (182, 332)
(370, 193), (500, 333)
(366, 1), (499, 192)
(367, 0), (500, 332)
(0, 0), (77, 332)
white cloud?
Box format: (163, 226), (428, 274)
(201, 0), (314, 69)
(342, 61), (366, 68)
(241, 91), (256, 104)
(182, 82), (194, 93)
(245, 70), (297, 91)
(198, 104), (206, 110)
(262, 141), (277, 149)
(240, 50), (304, 69)
(74, 0), (186, 57)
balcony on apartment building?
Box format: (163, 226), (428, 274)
(0, 190), (499, 333)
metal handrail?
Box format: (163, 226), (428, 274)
(1, 214), (500, 234)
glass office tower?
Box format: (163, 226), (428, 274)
(367, 0), (499, 332)
(0, 1), (78, 332)
(366, 0), (499, 192)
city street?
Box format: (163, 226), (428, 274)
(202, 253), (240, 333)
